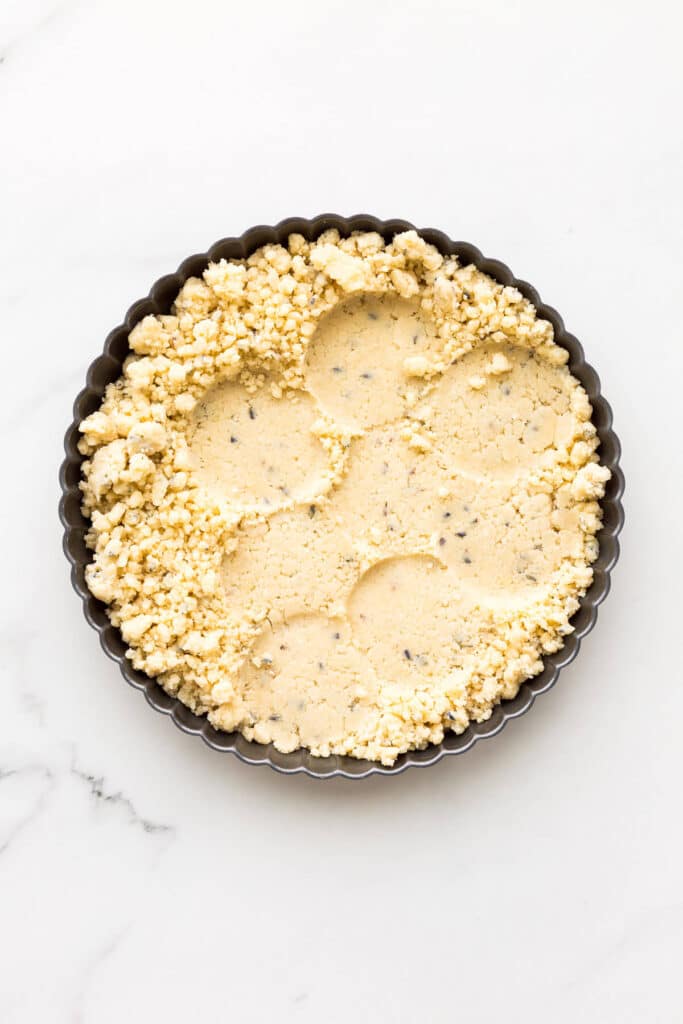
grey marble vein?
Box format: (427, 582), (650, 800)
(0, 764), (55, 855)
(0, 0), (77, 66)
(72, 922), (133, 1024)
(69, 762), (174, 835)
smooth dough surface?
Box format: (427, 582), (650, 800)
(189, 381), (328, 510)
(78, 230), (609, 765)
(304, 293), (440, 429)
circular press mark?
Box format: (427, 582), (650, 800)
(189, 380), (328, 511)
(304, 293), (440, 430)
(427, 478), (574, 602)
(430, 343), (578, 480)
(346, 555), (482, 687)
(236, 614), (379, 753)
(221, 506), (359, 625)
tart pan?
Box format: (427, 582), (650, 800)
(59, 214), (624, 779)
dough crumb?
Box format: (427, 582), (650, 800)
(486, 352), (512, 375)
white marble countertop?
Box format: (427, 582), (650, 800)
(2, 1), (682, 1021)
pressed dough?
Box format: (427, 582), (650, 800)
(78, 229), (610, 765)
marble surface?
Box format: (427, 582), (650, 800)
(1, 0), (682, 1020)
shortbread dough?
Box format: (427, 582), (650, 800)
(79, 229), (610, 764)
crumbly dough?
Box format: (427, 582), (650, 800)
(79, 229), (610, 765)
